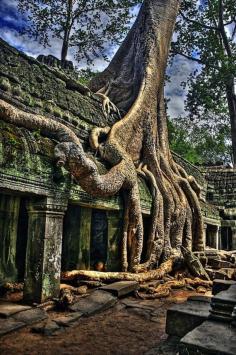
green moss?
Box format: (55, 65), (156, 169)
(62, 111), (71, 122)
(53, 107), (63, 118)
(72, 118), (78, 126)
(32, 129), (41, 140)
(12, 85), (23, 97)
(23, 93), (35, 107)
(44, 102), (53, 113)
(34, 99), (43, 108)
(0, 77), (11, 92)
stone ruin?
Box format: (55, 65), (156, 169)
(0, 38), (235, 304)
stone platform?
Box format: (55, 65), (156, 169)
(179, 320), (236, 355)
(0, 300), (47, 336)
(166, 298), (211, 337)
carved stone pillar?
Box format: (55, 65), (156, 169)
(24, 196), (67, 304)
(215, 226), (220, 250)
(0, 194), (20, 282)
(203, 223), (207, 249)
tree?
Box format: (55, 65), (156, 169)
(0, 0), (205, 274)
(171, 0), (236, 165)
(18, 0), (139, 66)
(168, 117), (232, 165)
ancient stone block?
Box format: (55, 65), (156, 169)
(210, 285), (236, 322)
(32, 320), (61, 336)
(0, 301), (31, 318)
(100, 281), (139, 297)
(69, 290), (117, 315)
(0, 318), (25, 336)
(179, 321), (236, 355)
(12, 308), (48, 325)
(166, 300), (210, 338)
(212, 279), (236, 295)
(207, 258), (235, 269)
(54, 312), (83, 327)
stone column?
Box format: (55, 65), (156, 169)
(215, 226), (220, 250)
(0, 194), (20, 282)
(24, 196), (67, 304)
(203, 223), (207, 249)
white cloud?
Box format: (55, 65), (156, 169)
(165, 55), (200, 118)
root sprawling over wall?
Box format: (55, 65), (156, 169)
(0, 0), (204, 273)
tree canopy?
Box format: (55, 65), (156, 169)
(18, 0), (139, 66)
(171, 0), (236, 165)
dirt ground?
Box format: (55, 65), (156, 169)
(0, 290), (200, 355)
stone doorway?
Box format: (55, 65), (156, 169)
(0, 193), (29, 283)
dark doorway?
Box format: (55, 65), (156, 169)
(221, 227), (232, 251)
(90, 209), (108, 270)
(62, 204), (81, 271)
(16, 198), (29, 281)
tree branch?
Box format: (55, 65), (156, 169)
(179, 10), (219, 31)
(218, 0), (233, 58)
(171, 49), (219, 70)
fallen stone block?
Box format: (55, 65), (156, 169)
(215, 268), (236, 280)
(187, 295), (211, 303)
(0, 318), (25, 336)
(32, 320), (61, 336)
(210, 284), (236, 321)
(69, 290), (117, 315)
(0, 301), (31, 318)
(212, 279), (236, 295)
(100, 281), (139, 297)
(12, 308), (48, 325)
(179, 320), (236, 355)
(166, 300), (210, 338)
(207, 259), (235, 269)
(54, 312), (83, 327)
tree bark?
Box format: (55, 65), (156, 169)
(61, 0), (73, 66)
(226, 78), (236, 166)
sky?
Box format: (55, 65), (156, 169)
(0, 0), (195, 118)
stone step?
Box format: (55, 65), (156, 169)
(100, 281), (139, 297)
(211, 285), (236, 306)
(0, 318), (25, 336)
(166, 300), (210, 338)
(0, 301), (31, 318)
(68, 290), (117, 315)
(12, 308), (48, 325)
(179, 320), (236, 355)
(212, 279), (236, 295)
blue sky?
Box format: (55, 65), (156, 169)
(0, 0), (195, 117)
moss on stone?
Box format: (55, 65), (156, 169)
(0, 77), (11, 92)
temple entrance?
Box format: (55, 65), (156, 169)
(0, 193), (29, 283)
(90, 209), (108, 270)
(206, 224), (219, 249)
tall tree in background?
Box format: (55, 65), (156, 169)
(172, 0), (236, 165)
(18, 0), (139, 67)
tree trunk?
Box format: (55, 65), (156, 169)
(0, 0), (204, 274)
(226, 78), (236, 166)
(61, 0), (73, 67)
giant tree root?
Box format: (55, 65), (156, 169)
(61, 258), (176, 283)
(137, 277), (213, 299)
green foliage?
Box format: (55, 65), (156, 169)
(170, 0), (236, 164)
(17, 0), (140, 65)
(77, 68), (99, 85)
(168, 117), (232, 165)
